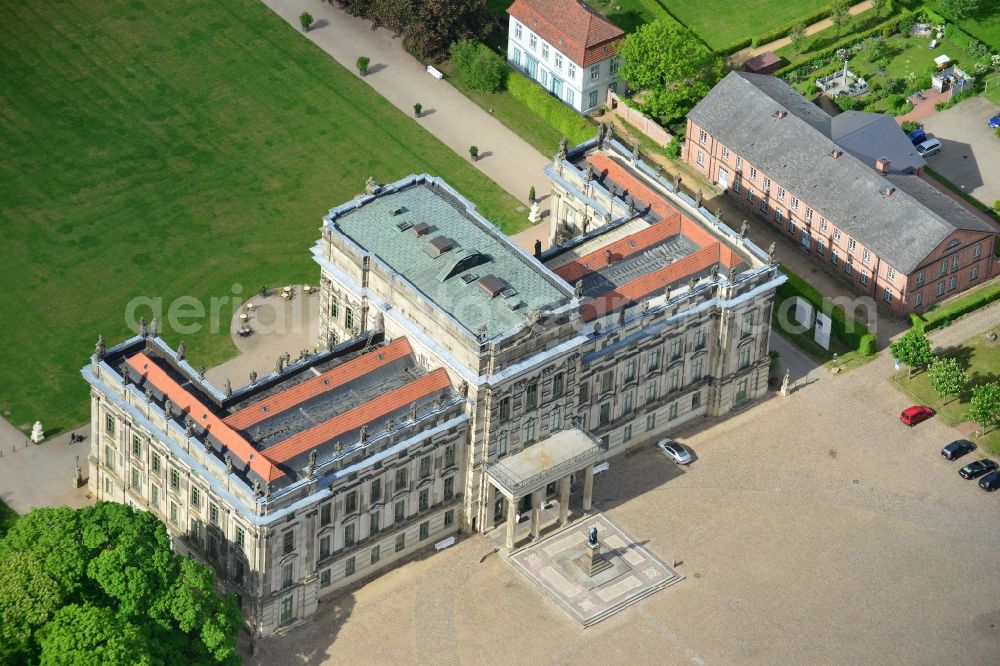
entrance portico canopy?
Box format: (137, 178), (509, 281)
(485, 426), (607, 549)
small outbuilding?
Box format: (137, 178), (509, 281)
(742, 52), (782, 75)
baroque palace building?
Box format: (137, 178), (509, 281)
(84, 135), (784, 638)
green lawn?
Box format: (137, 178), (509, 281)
(584, 0), (669, 33)
(437, 61), (566, 158)
(666, 0), (830, 50)
(0, 0), (523, 434)
(890, 323), (1000, 455)
(930, 1), (1000, 52)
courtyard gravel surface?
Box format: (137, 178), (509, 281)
(246, 342), (1000, 665)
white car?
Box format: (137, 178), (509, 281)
(915, 138), (942, 157)
(657, 438), (693, 464)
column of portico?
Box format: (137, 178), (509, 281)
(483, 482), (496, 532)
(505, 492), (518, 550)
(530, 488), (543, 541)
(558, 476), (571, 525)
(582, 465), (594, 513)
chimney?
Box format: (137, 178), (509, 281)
(777, 110), (787, 119)
(875, 157), (891, 174)
(605, 249), (613, 266)
(831, 149), (843, 158)
(882, 186), (895, 197)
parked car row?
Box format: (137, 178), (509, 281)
(898, 406), (998, 492)
(941, 439), (1000, 492)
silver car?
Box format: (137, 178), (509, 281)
(657, 438), (693, 464)
(915, 138), (942, 157)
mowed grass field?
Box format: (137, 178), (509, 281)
(0, 0), (523, 433)
(663, 0), (831, 49)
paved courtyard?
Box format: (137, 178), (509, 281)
(922, 96), (1000, 207)
(245, 341), (1000, 665)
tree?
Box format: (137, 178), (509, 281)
(356, 56), (370, 76)
(413, 102), (422, 117)
(941, 0), (982, 20)
(0, 503), (241, 665)
(789, 22), (807, 53)
(450, 39), (507, 92)
(927, 357), (967, 403)
(299, 12), (314, 32)
(830, 0), (850, 36)
(528, 185), (536, 203)
(889, 327), (934, 379)
(871, 0), (888, 18)
(38, 604), (154, 666)
(966, 382), (1000, 435)
(618, 19), (724, 124)
(469, 145), (479, 160)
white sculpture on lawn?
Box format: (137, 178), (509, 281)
(30, 420), (44, 444)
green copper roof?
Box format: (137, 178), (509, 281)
(327, 176), (571, 336)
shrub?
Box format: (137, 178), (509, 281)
(885, 94), (912, 115)
(835, 94), (859, 111)
(717, 37), (752, 54)
(920, 281), (1000, 330)
(859, 333), (878, 356)
(901, 120), (921, 132)
(299, 12), (313, 31)
(664, 131), (684, 159)
(356, 56), (370, 76)
(506, 71), (593, 146)
(468, 145), (478, 160)
(450, 40), (507, 92)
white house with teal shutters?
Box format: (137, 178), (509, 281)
(506, 0), (625, 114)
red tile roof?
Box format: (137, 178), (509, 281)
(554, 216), (682, 284)
(265, 369), (452, 464)
(583, 245), (721, 321)
(508, 0), (624, 67)
(127, 353), (283, 482)
(224, 338), (413, 431)
(586, 153), (680, 225)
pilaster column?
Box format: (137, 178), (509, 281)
(582, 465), (594, 513)
(505, 494), (518, 550)
(530, 489), (543, 541)
(483, 482), (496, 532)
(558, 476), (571, 525)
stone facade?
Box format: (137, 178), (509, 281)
(85, 146), (783, 639)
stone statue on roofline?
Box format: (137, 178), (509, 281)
(476, 323), (488, 341)
(150, 317), (159, 337)
(585, 162), (595, 182)
(164, 398), (173, 419)
(663, 284), (671, 301)
(198, 365), (206, 379)
(574, 280), (584, 300)
(715, 208), (724, 226)
(177, 341), (186, 360)
(145, 389), (153, 403)
(598, 121), (607, 143)
(711, 264), (719, 282)
(335, 441), (343, 457)
(120, 363), (130, 385)
(631, 141), (640, 163)
(359, 424), (368, 444)
(673, 174), (682, 193)
(249, 370), (257, 384)
(185, 419), (194, 438)
(139, 316), (148, 338)
(627, 198), (635, 216)
(655, 163), (663, 178)
(224, 378), (232, 398)
(226, 454), (234, 474)
(739, 220), (750, 241)
(308, 449), (317, 476)
(557, 136), (568, 159)
(253, 479), (261, 498)
(385, 415), (394, 432)
(364, 176), (380, 196)
(410, 402), (418, 422)
(695, 190), (704, 208)
(95, 335), (106, 360)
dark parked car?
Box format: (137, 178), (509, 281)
(978, 470), (1000, 491)
(960, 459), (999, 479)
(909, 128), (927, 145)
(941, 439), (976, 460)
(900, 405), (934, 426)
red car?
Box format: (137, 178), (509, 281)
(900, 405), (934, 426)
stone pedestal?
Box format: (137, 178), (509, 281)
(528, 201), (541, 224)
(577, 542), (613, 577)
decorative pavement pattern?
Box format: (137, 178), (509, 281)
(508, 513), (682, 626)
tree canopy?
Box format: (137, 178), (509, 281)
(941, 0), (982, 21)
(617, 19), (723, 124)
(890, 327), (935, 379)
(966, 382), (1000, 434)
(927, 357), (967, 403)
(0, 502), (241, 666)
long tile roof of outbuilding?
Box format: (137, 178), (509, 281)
(687, 71), (996, 273)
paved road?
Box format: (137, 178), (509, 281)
(261, 0), (552, 221)
(922, 96), (1000, 208)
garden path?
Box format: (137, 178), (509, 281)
(733, 0), (874, 63)
(262, 0), (552, 245)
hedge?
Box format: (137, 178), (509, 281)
(859, 333), (878, 356)
(774, 9), (912, 78)
(912, 280), (1000, 331)
(717, 37), (752, 55)
(750, 5), (836, 48)
(506, 71), (594, 146)
(776, 266), (871, 351)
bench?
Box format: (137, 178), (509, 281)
(434, 536), (456, 550)
(593, 462), (610, 474)
(426, 65), (444, 80)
